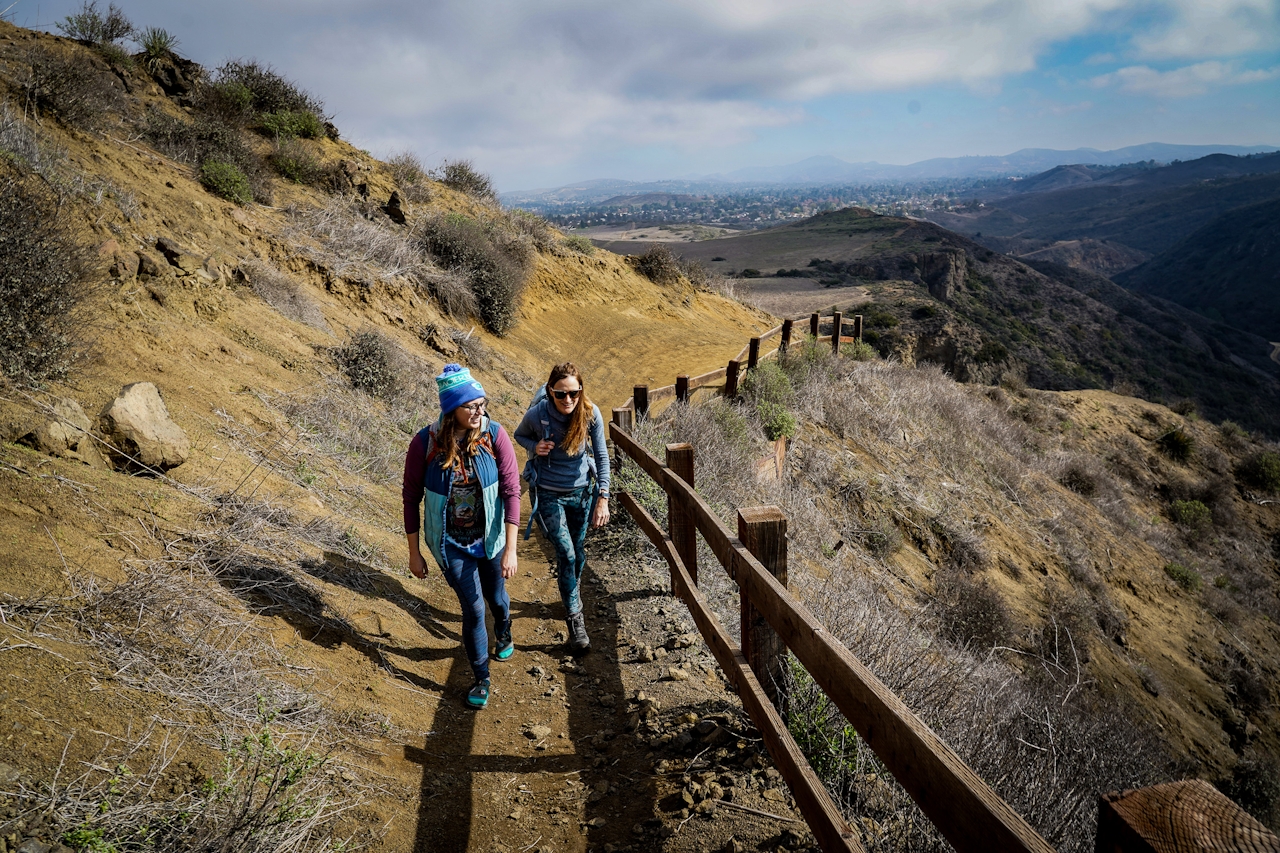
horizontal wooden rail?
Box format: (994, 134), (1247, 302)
(609, 423), (1055, 853)
(618, 491), (862, 853)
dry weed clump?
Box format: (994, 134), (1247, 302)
(289, 198), (477, 318)
(416, 212), (531, 335)
(788, 571), (1167, 853)
(237, 259), (329, 331)
(276, 374), (436, 483)
(628, 243), (683, 285)
(0, 166), (100, 384)
(432, 158), (497, 202)
(16, 44), (125, 131)
(1, 721), (366, 853)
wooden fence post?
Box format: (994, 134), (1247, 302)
(780, 319), (793, 355)
(748, 337), (761, 370)
(725, 360), (741, 398)
(809, 312), (820, 339)
(666, 444), (697, 590)
(633, 385), (649, 419)
(739, 506), (788, 709)
(675, 374), (689, 404)
(853, 314), (863, 342)
(611, 408), (632, 474)
(832, 311), (842, 355)
(1096, 780), (1280, 853)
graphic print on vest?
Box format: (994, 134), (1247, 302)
(445, 457), (486, 557)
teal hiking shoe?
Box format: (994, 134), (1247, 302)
(495, 624), (514, 661)
(467, 678), (490, 708)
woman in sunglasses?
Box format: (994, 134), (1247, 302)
(514, 362), (611, 653)
(403, 363), (521, 709)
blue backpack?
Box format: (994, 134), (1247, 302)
(521, 385), (599, 540)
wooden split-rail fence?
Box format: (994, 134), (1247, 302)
(603, 313), (1280, 853)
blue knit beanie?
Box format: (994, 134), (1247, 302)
(436, 363), (485, 414)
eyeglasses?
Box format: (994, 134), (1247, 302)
(551, 389), (581, 401)
(459, 401), (486, 414)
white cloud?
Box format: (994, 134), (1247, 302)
(21, 0), (1280, 184)
(1090, 61), (1280, 97)
(1130, 0), (1280, 59)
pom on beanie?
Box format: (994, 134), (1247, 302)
(436, 363), (485, 414)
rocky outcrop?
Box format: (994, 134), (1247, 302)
(919, 249), (967, 303)
(19, 397), (105, 467)
(98, 382), (190, 471)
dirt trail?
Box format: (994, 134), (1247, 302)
(361, 495), (810, 853)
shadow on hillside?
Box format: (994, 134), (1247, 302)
(404, 539), (665, 852)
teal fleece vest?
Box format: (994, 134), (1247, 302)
(419, 418), (506, 570)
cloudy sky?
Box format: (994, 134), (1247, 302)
(10, 0), (1279, 190)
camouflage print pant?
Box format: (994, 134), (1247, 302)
(535, 486), (592, 616)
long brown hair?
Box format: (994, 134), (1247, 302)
(433, 408), (487, 472)
(547, 362), (592, 454)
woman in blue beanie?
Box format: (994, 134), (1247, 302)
(514, 362), (611, 653)
(403, 363), (522, 708)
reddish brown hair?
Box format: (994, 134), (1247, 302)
(547, 362), (592, 454)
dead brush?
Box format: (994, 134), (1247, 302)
(786, 570), (1168, 853)
(1, 718), (371, 853)
(237, 259), (330, 331)
(288, 197), (476, 318)
(274, 374), (436, 483)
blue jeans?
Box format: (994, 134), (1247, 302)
(440, 543), (510, 681)
(535, 486), (592, 617)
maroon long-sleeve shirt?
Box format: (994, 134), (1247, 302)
(402, 423), (521, 535)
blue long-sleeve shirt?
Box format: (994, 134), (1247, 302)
(514, 397), (611, 495)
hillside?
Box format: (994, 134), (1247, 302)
(666, 208), (1280, 434)
(0, 18), (785, 853)
(1114, 197), (1280, 343)
(0, 17), (1278, 853)
(922, 153), (1280, 273)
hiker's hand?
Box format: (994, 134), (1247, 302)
(409, 552), (428, 579)
(591, 498), (610, 529)
(535, 439), (554, 457)
(501, 547), (518, 579)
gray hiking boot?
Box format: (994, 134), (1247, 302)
(566, 612), (590, 653)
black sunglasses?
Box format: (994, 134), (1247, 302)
(551, 389), (581, 400)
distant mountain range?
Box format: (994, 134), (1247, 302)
(502, 143), (1278, 203)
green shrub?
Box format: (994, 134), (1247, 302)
(434, 159), (496, 201)
(211, 60), (334, 138)
(741, 268), (761, 278)
(268, 140), (321, 184)
(0, 167), (99, 383)
(146, 112), (271, 203)
(629, 243), (682, 285)
(138, 27), (179, 70)
(418, 214), (530, 335)
(56, 0), (133, 45)
(334, 330), (397, 398)
(1170, 499), (1213, 533)
(1165, 562), (1203, 592)
(846, 340), (876, 361)
(562, 234), (595, 255)
(18, 45), (123, 130)
(757, 401), (797, 441)
(1157, 427), (1195, 462)
(199, 159), (252, 205)
(95, 41), (133, 69)
(741, 361), (794, 409)
(1239, 450), (1280, 493)
(260, 109), (324, 140)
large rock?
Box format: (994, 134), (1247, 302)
(20, 398), (105, 467)
(99, 383), (189, 471)
(919, 249), (967, 303)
